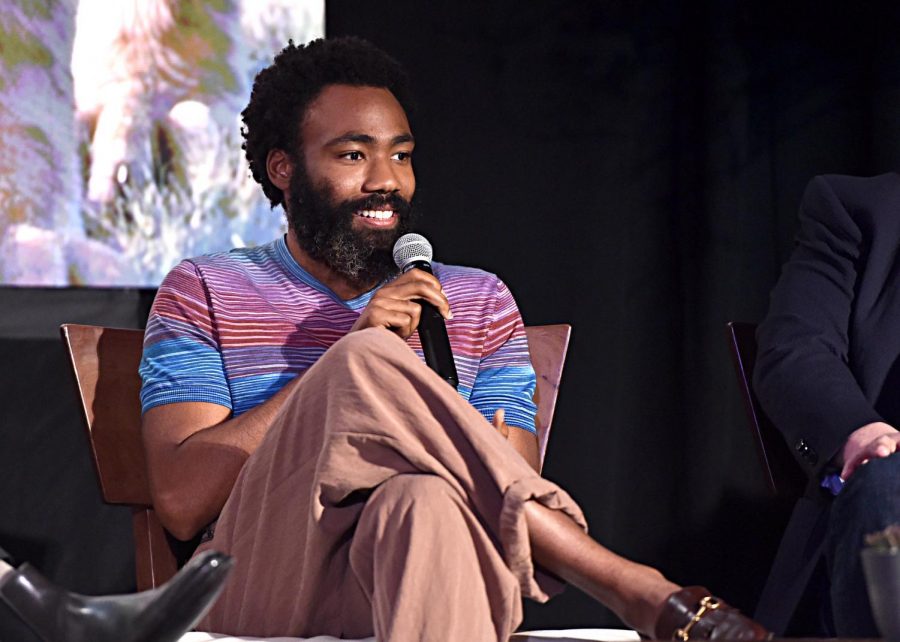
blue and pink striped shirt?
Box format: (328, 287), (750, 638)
(139, 236), (537, 432)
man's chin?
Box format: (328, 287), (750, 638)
(352, 225), (404, 252)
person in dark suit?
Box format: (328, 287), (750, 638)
(754, 172), (900, 636)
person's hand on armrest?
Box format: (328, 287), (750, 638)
(839, 421), (900, 480)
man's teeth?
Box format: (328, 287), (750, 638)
(358, 210), (394, 219)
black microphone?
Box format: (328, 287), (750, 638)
(393, 233), (459, 389)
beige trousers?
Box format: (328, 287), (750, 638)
(197, 328), (586, 641)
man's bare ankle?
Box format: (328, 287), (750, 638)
(616, 571), (680, 635)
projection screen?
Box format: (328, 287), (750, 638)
(0, 0), (324, 286)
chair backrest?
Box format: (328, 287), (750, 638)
(60, 323), (177, 590)
(60, 324), (149, 504)
(524, 324), (571, 466)
(725, 321), (806, 496)
(61, 321), (572, 589)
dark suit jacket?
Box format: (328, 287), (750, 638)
(756, 172), (900, 475)
(752, 172), (900, 631)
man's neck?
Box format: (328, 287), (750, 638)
(285, 231), (378, 301)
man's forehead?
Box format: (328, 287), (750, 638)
(301, 84), (412, 144)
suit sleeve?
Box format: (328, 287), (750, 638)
(753, 175), (883, 478)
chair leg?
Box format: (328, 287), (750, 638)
(132, 508), (178, 591)
(753, 499), (829, 634)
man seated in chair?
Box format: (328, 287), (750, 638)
(139, 36), (768, 641)
(754, 173), (900, 636)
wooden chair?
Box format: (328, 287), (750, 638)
(725, 321), (806, 497)
(726, 322), (828, 633)
(61, 322), (572, 590)
(525, 324), (572, 466)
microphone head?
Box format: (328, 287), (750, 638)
(393, 233), (433, 270)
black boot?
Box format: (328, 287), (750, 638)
(0, 550), (232, 642)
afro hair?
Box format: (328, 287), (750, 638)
(241, 36), (414, 207)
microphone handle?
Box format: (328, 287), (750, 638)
(405, 260), (459, 389)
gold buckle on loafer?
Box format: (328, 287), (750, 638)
(675, 595), (720, 640)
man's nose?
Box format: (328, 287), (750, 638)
(362, 156), (400, 193)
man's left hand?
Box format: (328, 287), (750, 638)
(492, 408), (541, 472)
(840, 421), (900, 480)
(492, 408), (509, 438)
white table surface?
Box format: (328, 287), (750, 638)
(180, 628), (639, 642)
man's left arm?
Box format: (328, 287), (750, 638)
(468, 277), (540, 471)
(754, 175), (900, 482)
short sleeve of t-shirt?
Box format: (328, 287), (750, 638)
(139, 260), (232, 413)
(467, 278), (537, 433)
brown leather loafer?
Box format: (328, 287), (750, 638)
(655, 586), (771, 640)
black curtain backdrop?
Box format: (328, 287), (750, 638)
(2, 0), (900, 633)
(327, 0), (900, 630)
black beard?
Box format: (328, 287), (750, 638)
(285, 168), (417, 289)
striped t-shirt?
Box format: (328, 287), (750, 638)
(139, 236), (538, 432)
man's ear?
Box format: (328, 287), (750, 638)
(266, 149), (293, 191)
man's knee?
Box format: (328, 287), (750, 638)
(834, 453), (900, 523)
(846, 453), (900, 492)
(321, 327), (412, 370)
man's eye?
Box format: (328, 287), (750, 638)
(392, 151), (412, 162)
(342, 151), (364, 161)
